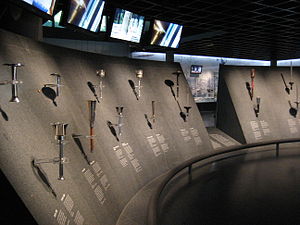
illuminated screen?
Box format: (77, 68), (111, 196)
(43, 10), (64, 28)
(190, 65), (202, 74)
(150, 20), (183, 48)
(100, 15), (107, 32)
(67, 0), (105, 32)
(21, 0), (56, 15)
(110, 8), (144, 43)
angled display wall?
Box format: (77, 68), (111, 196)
(217, 65), (300, 143)
(0, 29), (212, 225)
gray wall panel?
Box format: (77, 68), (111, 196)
(218, 65), (300, 143)
(0, 29), (212, 225)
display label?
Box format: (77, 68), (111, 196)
(209, 134), (235, 147)
(156, 134), (169, 153)
(54, 193), (85, 225)
(81, 161), (111, 206)
(112, 143), (143, 173)
(210, 139), (222, 149)
(54, 209), (69, 225)
(74, 211), (84, 225)
(190, 128), (202, 146)
(288, 119), (298, 134)
(180, 128), (192, 142)
(260, 120), (271, 136)
(61, 194), (75, 217)
(250, 121), (262, 140)
(113, 145), (129, 167)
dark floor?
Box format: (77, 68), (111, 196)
(160, 146), (300, 225)
(0, 170), (38, 225)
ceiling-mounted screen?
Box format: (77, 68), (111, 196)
(67, 0), (105, 32)
(99, 15), (107, 32)
(150, 19), (183, 48)
(190, 65), (202, 74)
(110, 8), (144, 43)
(20, 0), (56, 16)
(43, 10), (64, 28)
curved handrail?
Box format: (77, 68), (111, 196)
(147, 137), (300, 225)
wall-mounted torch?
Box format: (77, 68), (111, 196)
(116, 106), (124, 136)
(50, 73), (62, 96)
(290, 61), (294, 90)
(38, 73), (63, 106)
(184, 106), (192, 120)
(135, 69), (143, 98)
(151, 100), (156, 123)
(254, 96), (261, 117)
(88, 100), (97, 152)
(52, 122), (68, 180)
(1, 63), (24, 103)
(33, 122), (68, 180)
(295, 84), (299, 109)
(172, 70), (182, 99)
(42, 73), (62, 96)
(96, 69), (105, 99)
(250, 68), (255, 100)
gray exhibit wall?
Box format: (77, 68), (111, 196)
(0, 29), (212, 225)
(217, 65), (300, 143)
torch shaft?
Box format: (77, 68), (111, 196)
(58, 139), (64, 180)
(90, 127), (94, 152)
(152, 101), (155, 123)
(11, 65), (18, 101)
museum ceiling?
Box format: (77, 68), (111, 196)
(43, 0), (300, 60)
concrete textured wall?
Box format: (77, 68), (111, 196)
(0, 29), (212, 225)
(218, 65), (300, 143)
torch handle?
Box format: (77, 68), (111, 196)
(251, 78), (254, 99)
(58, 140), (64, 180)
(152, 101), (155, 123)
(90, 127), (94, 152)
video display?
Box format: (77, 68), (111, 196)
(21, 0), (56, 15)
(110, 8), (144, 43)
(100, 15), (107, 32)
(150, 20), (183, 48)
(67, 0), (105, 32)
(190, 65), (202, 75)
(43, 10), (64, 28)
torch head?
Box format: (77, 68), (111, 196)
(88, 100), (97, 126)
(251, 69), (256, 79)
(52, 122), (68, 140)
(136, 69), (143, 79)
(116, 106), (124, 114)
(96, 69), (106, 78)
(10, 96), (20, 103)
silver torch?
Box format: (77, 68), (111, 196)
(96, 69), (105, 99)
(50, 73), (62, 96)
(52, 122), (68, 180)
(135, 69), (143, 98)
(256, 96), (261, 116)
(33, 122), (68, 181)
(116, 106), (124, 136)
(2, 63), (23, 103)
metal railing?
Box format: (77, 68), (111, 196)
(147, 138), (300, 225)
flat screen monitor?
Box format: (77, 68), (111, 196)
(150, 20), (183, 48)
(43, 10), (64, 28)
(190, 65), (202, 74)
(99, 15), (107, 32)
(20, 0), (56, 16)
(110, 8), (144, 43)
(67, 0), (105, 32)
